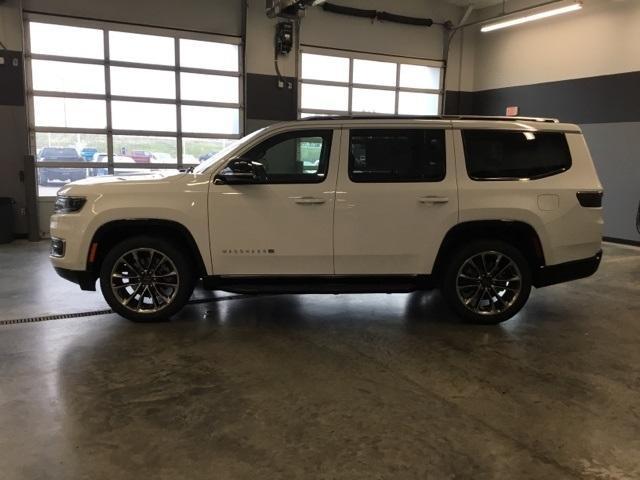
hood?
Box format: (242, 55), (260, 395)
(70, 170), (185, 186)
(57, 170), (188, 195)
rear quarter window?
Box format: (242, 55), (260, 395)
(462, 130), (571, 180)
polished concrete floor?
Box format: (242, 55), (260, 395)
(0, 241), (639, 479)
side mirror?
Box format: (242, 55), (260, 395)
(215, 157), (266, 185)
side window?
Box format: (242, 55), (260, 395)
(243, 129), (332, 184)
(462, 130), (571, 180)
(349, 129), (446, 183)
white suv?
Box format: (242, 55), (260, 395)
(49, 116), (603, 324)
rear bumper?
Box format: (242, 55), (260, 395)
(534, 250), (602, 288)
(54, 267), (97, 291)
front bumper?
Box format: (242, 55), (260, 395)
(54, 267), (97, 291)
(534, 250), (603, 288)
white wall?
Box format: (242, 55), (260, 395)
(471, 0), (640, 90)
(464, 0), (640, 243)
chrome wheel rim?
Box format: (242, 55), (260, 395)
(456, 250), (522, 316)
(110, 248), (179, 314)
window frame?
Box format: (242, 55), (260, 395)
(239, 129), (334, 185)
(298, 46), (443, 118)
(348, 128), (447, 184)
(24, 13), (243, 195)
(461, 129), (573, 182)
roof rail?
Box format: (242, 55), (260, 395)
(299, 114), (560, 123)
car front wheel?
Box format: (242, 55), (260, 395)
(100, 236), (195, 322)
(441, 240), (532, 324)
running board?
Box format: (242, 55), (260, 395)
(202, 275), (434, 294)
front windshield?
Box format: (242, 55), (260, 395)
(192, 128), (266, 174)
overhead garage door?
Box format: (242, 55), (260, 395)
(24, 13), (243, 198)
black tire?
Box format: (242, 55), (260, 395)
(100, 235), (196, 322)
(441, 240), (532, 324)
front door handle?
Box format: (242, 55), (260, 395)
(418, 196), (449, 204)
(293, 196), (326, 205)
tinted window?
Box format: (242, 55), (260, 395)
(243, 130), (332, 184)
(463, 130), (571, 180)
(349, 129), (446, 183)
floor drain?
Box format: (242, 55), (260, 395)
(0, 294), (252, 326)
(0, 309), (114, 326)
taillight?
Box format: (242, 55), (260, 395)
(576, 191), (603, 208)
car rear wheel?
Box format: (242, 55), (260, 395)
(441, 240), (532, 324)
(100, 236), (195, 322)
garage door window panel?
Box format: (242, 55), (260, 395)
(398, 92), (439, 115)
(109, 31), (175, 66)
(181, 106), (240, 135)
(352, 88), (396, 114)
(34, 97), (106, 129)
(179, 39), (239, 72)
(301, 84), (349, 112)
(113, 135), (178, 165)
(112, 101), (177, 132)
(110, 67), (176, 99)
(299, 49), (442, 117)
(349, 129), (446, 183)
(399, 64), (440, 90)
(29, 22), (103, 59)
(301, 53), (350, 83)
(31, 60), (105, 94)
(180, 73), (239, 103)
(353, 59), (397, 87)
(182, 138), (238, 165)
(36, 132), (107, 162)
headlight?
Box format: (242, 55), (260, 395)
(54, 196), (86, 213)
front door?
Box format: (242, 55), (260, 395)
(209, 128), (340, 275)
(333, 126), (459, 275)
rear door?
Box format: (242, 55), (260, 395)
(333, 125), (459, 275)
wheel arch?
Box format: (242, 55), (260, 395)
(432, 220), (546, 281)
(87, 219), (208, 279)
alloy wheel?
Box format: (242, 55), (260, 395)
(110, 248), (180, 314)
(455, 250), (523, 316)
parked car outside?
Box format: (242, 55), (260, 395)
(80, 148), (98, 162)
(198, 152), (215, 163)
(38, 147), (85, 185)
(87, 154), (145, 176)
(130, 150), (154, 163)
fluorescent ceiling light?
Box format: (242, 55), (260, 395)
(481, 3), (582, 33)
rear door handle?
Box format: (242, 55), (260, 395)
(418, 196), (449, 204)
(293, 196), (326, 205)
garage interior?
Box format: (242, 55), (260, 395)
(0, 0), (639, 478)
